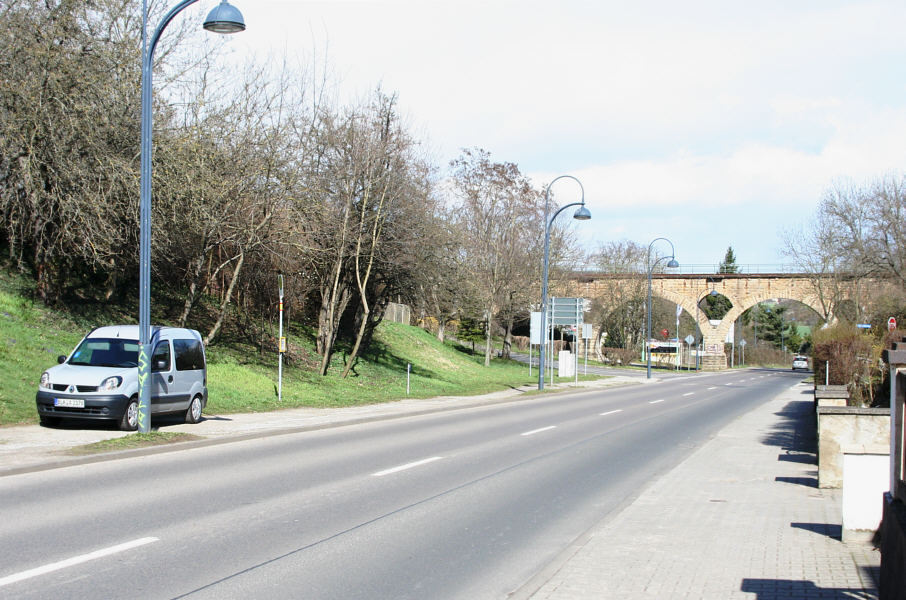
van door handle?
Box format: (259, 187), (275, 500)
(168, 376), (173, 383)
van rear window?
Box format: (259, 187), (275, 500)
(174, 339), (205, 371)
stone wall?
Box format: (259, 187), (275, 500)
(816, 407), (890, 488)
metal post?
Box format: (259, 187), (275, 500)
(675, 305), (680, 371)
(646, 238), (677, 379)
(537, 176), (589, 390)
(139, 0), (204, 433)
(407, 363), (411, 395)
(277, 274), (284, 402)
(138, 0), (245, 432)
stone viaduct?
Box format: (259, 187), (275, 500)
(560, 270), (848, 370)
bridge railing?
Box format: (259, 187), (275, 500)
(573, 263), (805, 275)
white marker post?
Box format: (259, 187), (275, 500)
(277, 274), (285, 402)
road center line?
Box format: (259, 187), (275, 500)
(682, 392), (694, 397)
(372, 456), (444, 477)
(649, 399), (665, 404)
(521, 425), (557, 437)
(0, 537), (159, 588)
(600, 409), (623, 416)
(707, 387), (717, 390)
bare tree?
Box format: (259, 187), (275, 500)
(449, 148), (543, 366)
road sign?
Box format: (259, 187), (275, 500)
(660, 328), (669, 339)
(889, 317), (897, 331)
(857, 323), (871, 329)
(739, 339), (747, 346)
(684, 334), (695, 345)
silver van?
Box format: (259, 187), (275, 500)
(36, 325), (208, 430)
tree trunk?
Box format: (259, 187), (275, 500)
(484, 316), (493, 367)
(437, 319), (446, 342)
(205, 250), (245, 346)
(502, 318), (513, 359)
(342, 307), (369, 378)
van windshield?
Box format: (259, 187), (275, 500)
(68, 338), (140, 368)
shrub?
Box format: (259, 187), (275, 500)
(812, 323), (884, 407)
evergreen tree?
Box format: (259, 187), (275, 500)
(719, 247), (739, 273)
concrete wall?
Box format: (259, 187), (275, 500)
(817, 407), (890, 489)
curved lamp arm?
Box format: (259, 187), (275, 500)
(538, 175), (590, 391)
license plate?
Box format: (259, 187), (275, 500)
(54, 398), (85, 408)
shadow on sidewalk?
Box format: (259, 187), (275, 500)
(775, 475), (818, 487)
(790, 521), (842, 540)
(741, 578), (877, 599)
(760, 399), (817, 454)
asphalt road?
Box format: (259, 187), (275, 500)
(0, 368), (807, 599)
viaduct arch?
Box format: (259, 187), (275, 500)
(564, 271), (850, 370)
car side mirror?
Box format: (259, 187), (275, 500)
(154, 359), (168, 371)
(57, 355), (66, 364)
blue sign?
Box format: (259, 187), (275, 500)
(857, 323), (872, 329)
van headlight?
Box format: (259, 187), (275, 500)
(40, 372), (51, 389)
(100, 376), (122, 391)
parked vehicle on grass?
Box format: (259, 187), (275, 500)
(792, 355), (809, 371)
(36, 325), (207, 430)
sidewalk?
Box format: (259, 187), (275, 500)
(0, 375), (641, 475)
(516, 380), (881, 600)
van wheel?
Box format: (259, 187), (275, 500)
(119, 397), (138, 431)
(185, 395), (203, 424)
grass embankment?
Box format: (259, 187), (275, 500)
(1, 270), (599, 426)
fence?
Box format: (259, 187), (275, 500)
(384, 302), (411, 325)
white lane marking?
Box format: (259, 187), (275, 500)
(725, 383), (733, 386)
(707, 387), (717, 390)
(0, 537), (159, 588)
(682, 392), (694, 397)
(600, 409), (623, 416)
(521, 426), (557, 437)
(372, 456), (444, 477)
(649, 399), (665, 404)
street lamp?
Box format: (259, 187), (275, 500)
(538, 175), (591, 391)
(138, 0), (246, 433)
(645, 238), (679, 379)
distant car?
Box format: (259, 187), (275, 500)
(36, 325), (207, 430)
(792, 356), (809, 371)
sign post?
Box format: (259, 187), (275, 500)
(277, 274), (285, 402)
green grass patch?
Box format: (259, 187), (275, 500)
(69, 432), (202, 455)
(0, 271), (86, 425)
(1, 269), (606, 426)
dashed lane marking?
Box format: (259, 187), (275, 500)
(372, 456), (444, 477)
(0, 537), (159, 588)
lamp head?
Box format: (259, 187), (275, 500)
(573, 205), (591, 220)
(203, 0), (246, 34)
(667, 258), (679, 268)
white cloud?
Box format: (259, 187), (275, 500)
(223, 0), (906, 265)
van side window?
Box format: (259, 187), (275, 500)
(152, 341), (171, 372)
(174, 339), (205, 371)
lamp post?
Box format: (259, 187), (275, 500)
(137, 0), (245, 433)
(645, 238), (678, 379)
(538, 175), (591, 391)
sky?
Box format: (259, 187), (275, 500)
(212, 0), (906, 268)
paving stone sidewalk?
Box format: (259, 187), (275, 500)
(518, 380), (881, 600)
